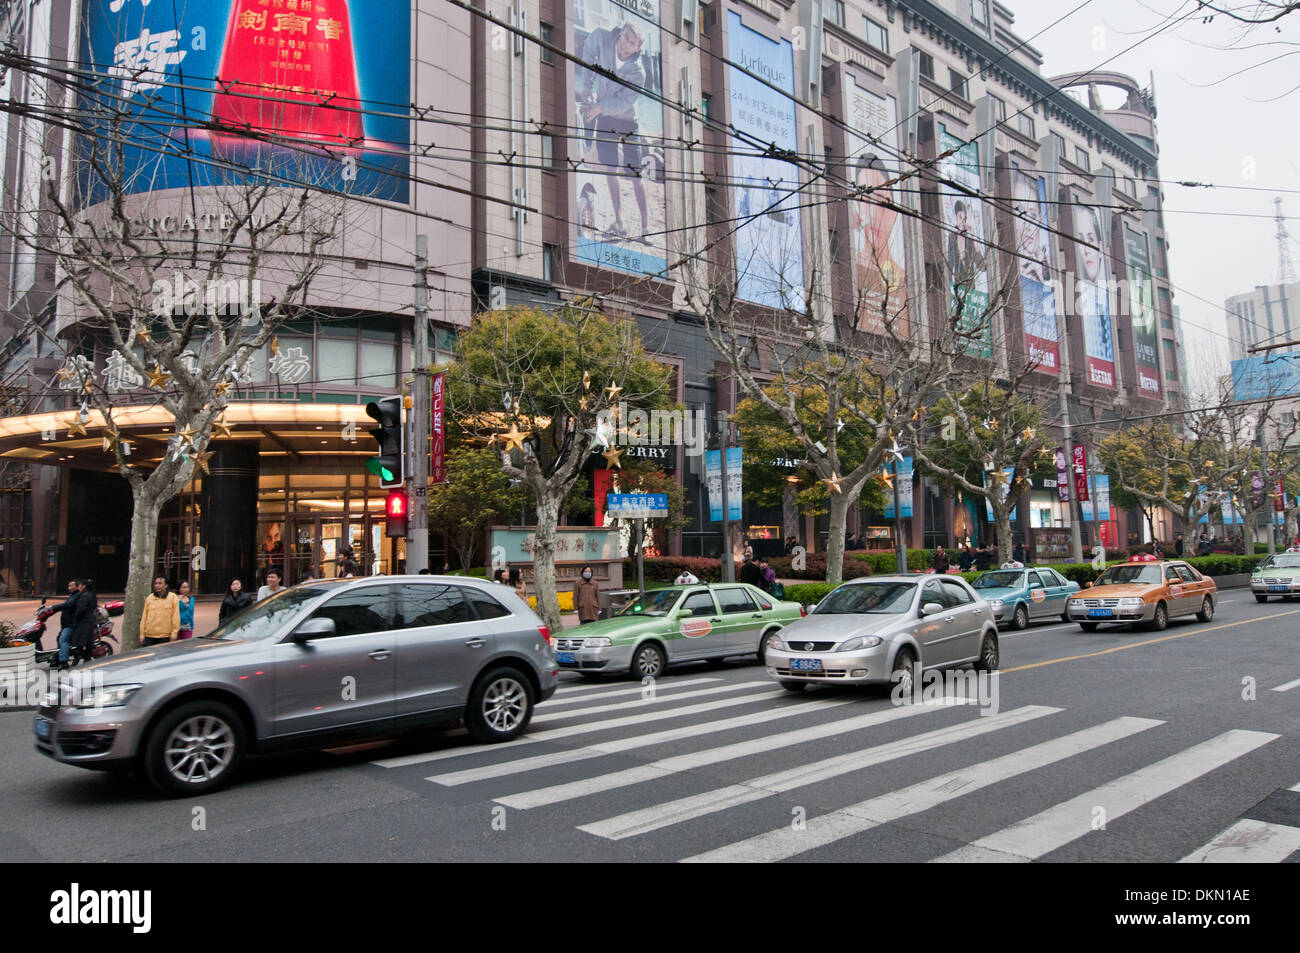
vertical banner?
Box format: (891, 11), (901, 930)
(1124, 225), (1162, 398)
(1276, 478), (1287, 513)
(883, 456), (914, 519)
(1072, 205), (1116, 389)
(593, 468), (614, 526)
(430, 372), (445, 485)
(938, 123), (991, 358)
(571, 0), (668, 276)
(1055, 448), (1071, 502)
(843, 75), (907, 337)
(705, 447), (743, 522)
(1072, 444), (1090, 502)
(727, 12), (804, 309)
(1081, 474), (1111, 522)
(1012, 169), (1058, 373)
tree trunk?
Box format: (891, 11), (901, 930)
(122, 485), (162, 651)
(782, 482), (799, 543)
(994, 509), (1014, 563)
(531, 493), (563, 632)
(825, 493), (849, 585)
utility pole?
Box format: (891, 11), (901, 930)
(717, 411), (735, 582)
(407, 234), (430, 574)
(892, 464), (907, 574)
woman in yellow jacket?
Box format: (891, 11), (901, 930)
(140, 575), (181, 647)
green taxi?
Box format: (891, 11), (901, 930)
(1250, 550), (1300, 602)
(553, 583), (807, 679)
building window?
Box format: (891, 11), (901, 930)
(826, 0), (845, 29)
(989, 94), (1007, 122)
(829, 227), (840, 264)
(863, 16), (888, 53)
(539, 23), (553, 63)
(1074, 146), (1090, 170)
(949, 69), (969, 99)
(1016, 113), (1035, 138)
(540, 133), (553, 167)
(972, 0), (990, 27)
(916, 49), (935, 80)
(824, 145), (834, 173)
(542, 243), (561, 282)
(1049, 131), (1066, 157)
(1102, 162), (1116, 180)
(701, 93), (711, 120)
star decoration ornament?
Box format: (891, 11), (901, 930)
(500, 422), (529, 453)
(582, 370), (591, 391)
(603, 446), (625, 469)
(211, 417), (234, 439)
(912, 406), (927, 422)
(886, 438), (905, 464)
(195, 451), (216, 476)
(270, 336), (281, 357)
(823, 472), (845, 494)
(148, 365), (171, 390)
(578, 395), (589, 411)
(586, 417), (615, 451)
(177, 424), (197, 445)
(136, 328), (152, 344)
(102, 433), (118, 454)
(1021, 428), (1036, 442)
(215, 380), (232, 397)
(990, 469), (1008, 485)
(66, 415), (87, 438)
(877, 468), (894, 490)
(82, 378), (94, 395)
(605, 382), (623, 401)
(836, 418), (845, 433)
(55, 364), (74, 385)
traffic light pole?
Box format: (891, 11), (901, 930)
(407, 234), (430, 573)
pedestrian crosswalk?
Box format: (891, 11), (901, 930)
(368, 673), (1296, 863)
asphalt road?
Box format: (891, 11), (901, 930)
(2, 590), (1298, 863)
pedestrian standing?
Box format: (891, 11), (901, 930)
(508, 566), (529, 604)
(1013, 541), (1027, 565)
(257, 569), (286, 602)
(574, 564), (601, 624)
(69, 579), (99, 664)
(760, 561), (777, 593)
(219, 579), (253, 625)
(974, 545), (993, 572)
(1174, 533), (1184, 557)
(932, 545), (950, 574)
(740, 553), (763, 587)
(958, 545), (973, 572)
(177, 580), (195, 639)
(338, 546), (359, 578)
(140, 576), (179, 647)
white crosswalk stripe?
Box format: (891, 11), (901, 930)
(531, 680), (769, 725)
(680, 716), (1164, 863)
(576, 705), (1057, 839)
(1179, 817), (1300, 863)
(542, 677), (719, 707)
(1269, 676), (1300, 692)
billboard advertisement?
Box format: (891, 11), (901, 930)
(1124, 225), (1162, 398)
(1230, 354), (1300, 401)
(843, 75), (907, 337)
(727, 12), (804, 309)
(1081, 474), (1111, 522)
(1011, 168), (1058, 374)
(1071, 205), (1116, 389)
(882, 456), (913, 519)
(77, 0), (411, 206)
(705, 447), (743, 522)
(571, 0), (668, 276)
(937, 123), (991, 358)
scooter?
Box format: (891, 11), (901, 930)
(22, 598), (123, 666)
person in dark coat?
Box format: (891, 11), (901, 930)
(218, 578), (254, 625)
(932, 546), (950, 573)
(1013, 541), (1027, 565)
(48, 579), (81, 665)
(957, 545), (974, 572)
(974, 546), (993, 572)
(70, 579), (97, 664)
(740, 555), (763, 588)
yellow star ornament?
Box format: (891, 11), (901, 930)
(500, 422), (529, 453)
(148, 365), (171, 390)
(605, 382), (623, 401)
(211, 417), (234, 439)
(215, 380), (232, 397)
(877, 469), (894, 491)
(66, 416), (88, 438)
(603, 446), (625, 469)
(194, 451), (216, 476)
(823, 473), (845, 494)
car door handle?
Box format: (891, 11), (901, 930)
(751, 614), (763, 619)
(944, 616), (956, 623)
(465, 638), (486, 649)
(710, 618), (722, 623)
(368, 650), (391, 660)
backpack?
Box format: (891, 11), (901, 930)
(770, 582), (786, 599)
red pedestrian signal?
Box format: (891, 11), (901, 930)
(385, 490), (408, 538)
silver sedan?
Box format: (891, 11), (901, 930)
(764, 575), (999, 692)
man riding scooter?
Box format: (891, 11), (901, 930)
(45, 579), (83, 668)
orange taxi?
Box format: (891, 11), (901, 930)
(1064, 554), (1217, 631)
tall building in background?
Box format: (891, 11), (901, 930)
(1226, 282), (1300, 363)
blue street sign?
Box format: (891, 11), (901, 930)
(606, 493), (669, 518)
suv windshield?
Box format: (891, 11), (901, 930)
(815, 582), (915, 614)
(1094, 565), (1162, 586)
(617, 588), (681, 617)
(208, 586), (328, 641)
(974, 571), (1023, 590)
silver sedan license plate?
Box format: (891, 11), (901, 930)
(790, 658), (823, 672)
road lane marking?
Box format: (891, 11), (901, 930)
(1179, 817), (1300, 863)
(1000, 610), (1300, 675)
(532, 680), (768, 725)
(935, 730), (1278, 863)
(680, 716), (1161, 864)
(428, 697), (857, 787)
(1270, 676), (1300, 693)
(498, 699), (975, 808)
(579, 706), (1059, 842)
(542, 677), (720, 707)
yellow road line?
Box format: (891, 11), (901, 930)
(1001, 608), (1300, 675)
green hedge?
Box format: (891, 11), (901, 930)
(1035, 554), (1262, 586)
(785, 582), (838, 605)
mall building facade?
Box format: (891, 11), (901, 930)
(0, 0), (1186, 595)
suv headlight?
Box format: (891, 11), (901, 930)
(73, 684), (143, 709)
(1118, 597), (1144, 606)
(581, 637), (611, 648)
(837, 635), (883, 652)
(767, 635), (786, 651)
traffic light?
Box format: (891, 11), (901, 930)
(385, 490), (408, 538)
(365, 395), (404, 489)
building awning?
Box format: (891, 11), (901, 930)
(0, 402), (374, 472)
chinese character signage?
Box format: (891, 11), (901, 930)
(490, 527), (621, 564)
(727, 12), (805, 310)
(843, 75), (907, 337)
(570, 0), (668, 277)
(1012, 168), (1058, 374)
(78, 0), (411, 206)
(1123, 225), (1162, 398)
(1072, 205), (1116, 389)
(937, 123), (991, 358)
(705, 447), (742, 522)
(431, 371), (446, 485)
(606, 493), (669, 518)
(1055, 447), (1071, 503)
(1072, 444), (1090, 503)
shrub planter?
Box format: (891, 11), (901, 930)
(1213, 573), (1252, 590)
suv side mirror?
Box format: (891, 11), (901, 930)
(292, 617), (336, 643)
(921, 602), (945, 617)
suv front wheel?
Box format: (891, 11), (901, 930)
(466, 667), (535, 743)
(143, 700), (246, 797)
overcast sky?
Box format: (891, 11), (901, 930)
(1011, 0), (1300, 399)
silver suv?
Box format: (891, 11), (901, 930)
(33, 577), (558, 796)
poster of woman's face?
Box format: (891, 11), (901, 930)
(1073, 205), (1104, 284)
(1013, 174), (1049, 284)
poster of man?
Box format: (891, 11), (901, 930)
(1072, 205), (1116, 389)
(1012, 170), (1059, 373)
(572, 0), (667, 275)
(844, 76), (907, 337)
(938, 124), (991, 357)
(1123, 224), (1162, 397)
